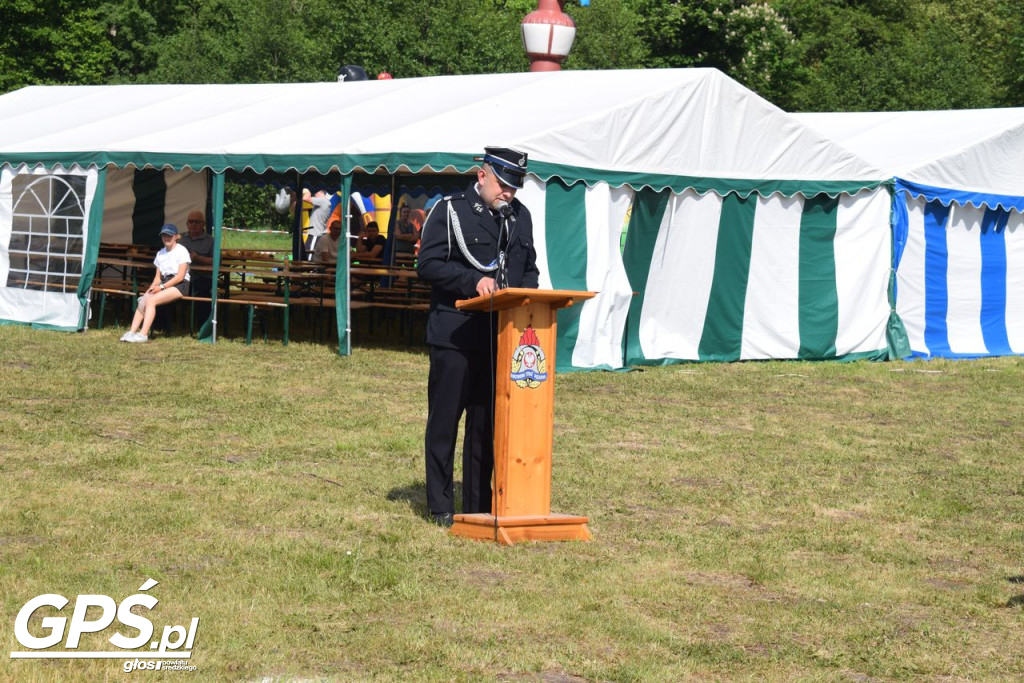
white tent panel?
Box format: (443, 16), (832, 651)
(570, 183), (633, 369)
(896, 198), (928, 354)
(0, 71), (882, 186)
(910, 125), (1024, 198)
(740, 194), (802, 360)
(638, 190), (723, 360)
(834, 189), (891, 355)
(795, 109), (1024, 197)
(0, 165), (98, 329)
(518, 177), (549, 289)
(1006, 213), (1024, 353)
(945, 205), (987, 354)
(0, 287), (82, 327)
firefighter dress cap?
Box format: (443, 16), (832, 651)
(476, 146), (528, 189)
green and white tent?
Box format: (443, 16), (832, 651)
(0, 68), (895, 367)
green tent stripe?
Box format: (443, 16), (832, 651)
(131, 169), (165, 247)
(78, 167), (106, 329)
(621, 188), (670, 365)
(0, 152), (882, 199)
(798, 195), (840, 359)
(698, 194), (757, 361)
(544, 178), (588, 373)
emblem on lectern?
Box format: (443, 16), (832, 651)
(510, 325), (548, 388)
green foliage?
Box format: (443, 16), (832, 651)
(566, 0), (647, 70)
(223, 181), (292, 230)
(635, 0), (803, 107)
(998, 0), (1024, 106)
(1, 0), (1022, 111)
(144, 0), (333, 83)
(337, 0), (528, 78)
(0, 1), (114, 91)
(773, 0), (1004, 110)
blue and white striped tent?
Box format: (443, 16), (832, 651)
(797, 109), (1024, 358)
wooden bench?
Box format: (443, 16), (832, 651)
(181, 293), (289, 344)
(90, 250), (156, 328)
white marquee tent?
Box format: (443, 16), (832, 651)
(0, 69), (898, 368)
(796, 109), (1024, 359)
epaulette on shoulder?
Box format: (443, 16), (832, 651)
(446, 191), (465, 202)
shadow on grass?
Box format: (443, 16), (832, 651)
(386, 480), (466, 520)
(387, 481), (429, 519)
(1004, 576), (1024, 607)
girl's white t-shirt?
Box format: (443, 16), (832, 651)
(153, 243), (191, 281)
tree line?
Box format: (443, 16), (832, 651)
(3, 0), (1023, 112)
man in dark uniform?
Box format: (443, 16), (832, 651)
(417, 147), (540, 527)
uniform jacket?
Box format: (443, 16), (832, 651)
(417, 183), (540, 350)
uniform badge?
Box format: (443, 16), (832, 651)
(472, 202), (485, 214)
(510, 325), (548, 388)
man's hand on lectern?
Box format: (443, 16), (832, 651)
(475, 277), (497, 297)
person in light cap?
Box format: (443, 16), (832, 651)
(416, 146), (539, 527)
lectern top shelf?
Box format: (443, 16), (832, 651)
(456, 287), (596, 312)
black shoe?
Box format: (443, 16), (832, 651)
(430, 512), (454, 528)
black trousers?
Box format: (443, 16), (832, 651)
(424, 345), (495, 516)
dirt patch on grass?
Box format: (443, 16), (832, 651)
(789, 550), (855, 564)
(497, 672), (589, 683)
(815, 506), (862, 521)
(925, 577), (971, 591)
(0, 534), (46, 547)
(684, 571), (759, 591)
(671, 476), (721, 488)
(97, 429), (143, 443)
(459, 568), (514, 586)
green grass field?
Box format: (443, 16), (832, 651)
(1, 324), (1023, 681)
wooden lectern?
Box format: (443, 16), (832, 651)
(450, 287), (595, 545)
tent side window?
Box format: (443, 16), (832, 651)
(6, 174), (87, 292)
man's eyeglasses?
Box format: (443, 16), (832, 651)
(187, 220), (204, 225)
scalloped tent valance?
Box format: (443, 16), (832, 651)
(0, 69), (884, 197)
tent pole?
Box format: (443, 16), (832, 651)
(338, 174), (352, 356)
(389, 174), (397, 266)
(293, 170), (303, 262)
(198, 170), (224, 343)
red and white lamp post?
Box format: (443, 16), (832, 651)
(521, 0), (577, 72)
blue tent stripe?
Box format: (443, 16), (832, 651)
(979, 208), (1011, 355)
(892, 190), (910, 271)
(923, 202), (952, 357)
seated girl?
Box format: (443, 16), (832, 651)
(120, 224), (191, 343)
